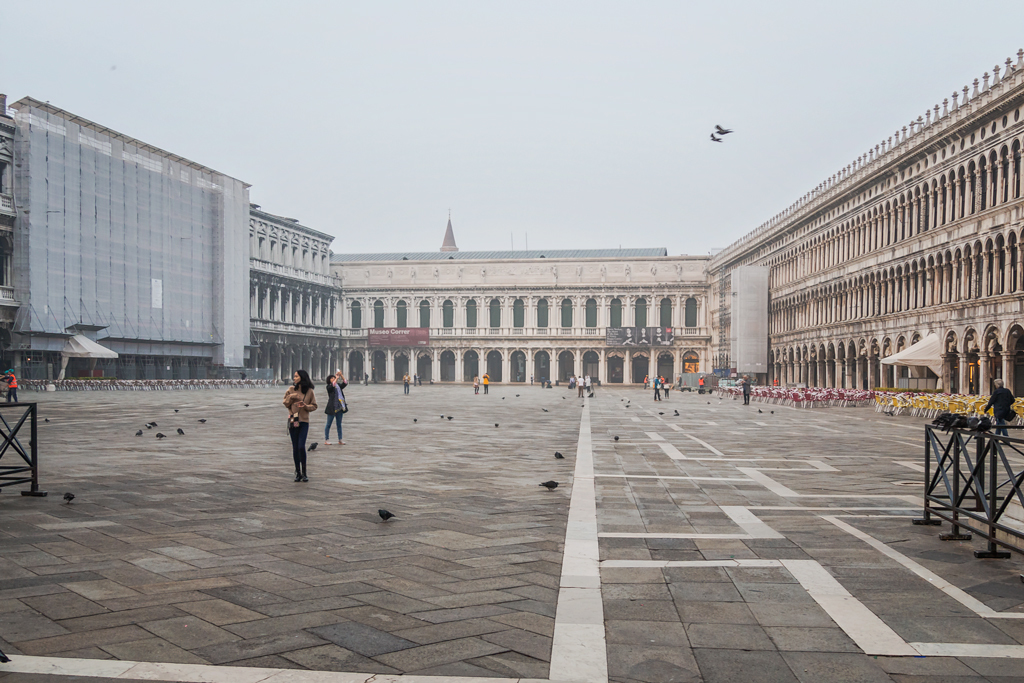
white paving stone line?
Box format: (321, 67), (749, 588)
(602, 559), (784, 568)
(594, 474), (749, 481)
(738, 468), (918, 501)
(599, 506), (783, 540)
(822, 515), (1024, 620)
(549, 402), (609, 683)
(0, 655), (572, 683)
(780, 559), (919, 656)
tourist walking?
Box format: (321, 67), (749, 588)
(741, 375), (752, 405)
(473, 375), (480, 394)
(283, 370), (318, 482)
(403, 373), (410, 395)
(584, 374), (592, 397)
(324, 373), (347, 445)
(985, 379), (1015, 437)
(653, 376), (661, 401)
(2, 370), (17, 403)
(483, 373), (490, 394)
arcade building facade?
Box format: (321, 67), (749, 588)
(330, 229), (712, 385)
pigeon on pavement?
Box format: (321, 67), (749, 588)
(177, 428), (185, 435)
(308, 442), (318, 451)
(156, 433), (167, 439)
(554, 451), (564, 459)
(135, 430), (143, 436)
(539, 480), (558, 489)
(198, 419), (207, 423)
(614, 436), (620, 441)
(379, 509), (395, 522)
(63, 492), (75, 504)
(447, 416), (454, 421)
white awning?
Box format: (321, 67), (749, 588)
(61, 334), (118, 359)
(880, 333), (942, 377)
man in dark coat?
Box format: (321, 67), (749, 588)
(984, 379), (1015, 437)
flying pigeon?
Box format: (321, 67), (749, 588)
(63, 492), (75, 504)
(539, 480), (558, 490)
(554, 451), (564, 459)
(156, 433), (167, 439)
(710, 133), (722, 142)
(308, 442), (318, 451)
(379, 509), (395, 522)
(198, 419), (207, 423)
(715, 125), (733, 135)
(135, 430), (143, 436)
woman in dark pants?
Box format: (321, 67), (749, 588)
(324, 373), (347, 445)
(283, 369), (318, 482)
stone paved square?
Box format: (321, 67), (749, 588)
(0, 385), (1023, 682)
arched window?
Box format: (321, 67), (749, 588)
(561, 298), (573, 328)
(396, 300), (407, 328)
(537, 299), (549, 328)
(659, 298), (672, 327)
(442, 300), (454, 328)
(373, 300), (385, 328)
(489, 299), (501, 328)
(684, 297), (697, 327)
(513, 299), (525, 328)
(634, 298), (647, 328)
(610, 298), (622, 327)
(351, 301), (362, 329)
(419, 300), (430, 328)
(585, 298), (597, 328)
(466, 300), (477, 328)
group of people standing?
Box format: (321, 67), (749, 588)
(569, 375), (593, 398)
(283, 370), (347, 482)
(645, 375), (671, 401)
(472, 374), (490, 394)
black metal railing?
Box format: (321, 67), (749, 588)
(915, 425), (1024, 558)
(0, 402), (46, 497)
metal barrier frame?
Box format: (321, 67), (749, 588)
(0, 402), (47, 497)
(915, 424), (1024, 558)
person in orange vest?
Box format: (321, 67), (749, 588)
(2, 370), (17, 403)
(698, 375), (705, 394)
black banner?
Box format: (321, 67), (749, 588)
(605, 327), (674, 346)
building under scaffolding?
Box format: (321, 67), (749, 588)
(9, 98), (250, 380)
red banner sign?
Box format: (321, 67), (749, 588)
(368, 328), (430, 347)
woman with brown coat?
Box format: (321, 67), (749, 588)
(283, 369), (318, 482)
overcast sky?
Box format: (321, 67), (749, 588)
(5, 2), (1024, 256)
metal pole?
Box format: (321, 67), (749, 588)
(940, 431), (971, 541)
(21, 403), (46, 498)
(975, 433), (1010, 558)
(914, 426), (941, 526)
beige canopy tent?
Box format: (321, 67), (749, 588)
(880, 332), (943, 386)
(57, 334), (119, 380)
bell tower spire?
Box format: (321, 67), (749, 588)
(440, 211), (459, 252)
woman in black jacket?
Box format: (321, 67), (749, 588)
(324, 374), (348, 445)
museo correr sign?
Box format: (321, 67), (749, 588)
(368, 328), (430, 347)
